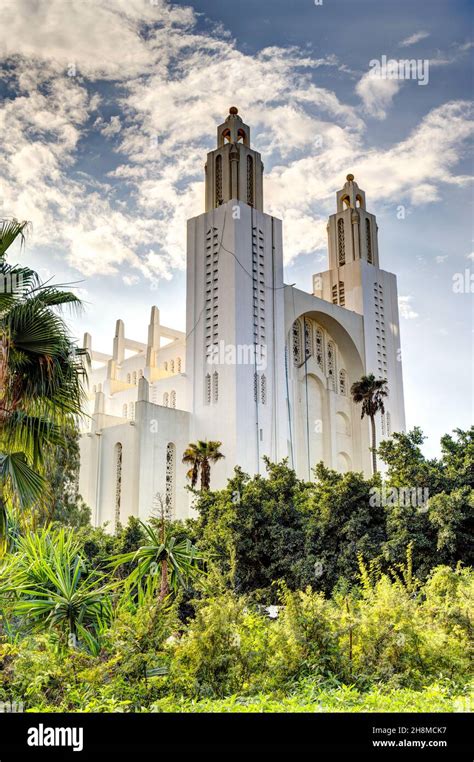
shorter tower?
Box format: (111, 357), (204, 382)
(313, 175), (405, 444)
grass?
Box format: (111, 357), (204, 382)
(148, 683), (472, 714)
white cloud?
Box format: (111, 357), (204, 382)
(399, 31), (430, 47)
(98, 116), (122, 137)
(355, 70), (402, 120)
(435, 255), (448, 263)
(398, 296), (419, 320)
(0, 0), (472, 281)
(467, 252), (474, 260)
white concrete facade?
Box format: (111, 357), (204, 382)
(79, 110), (405, 527)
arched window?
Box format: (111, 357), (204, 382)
(253, 372), (258, 402)
(212, 371), (219, 403)
(327, 340), (336, 390)
(129, 402), (135, 420)
(215, 154), (223, 206)
(261, 374), (267, 405)
(122, 403), (127, 417)
(337, 218), (345, 265)
(292, 319), (302, 365)
(204, 373), (211, 405)
(315, 328), (324, 371)
(366, 218), (372, 264)
(170, 359), (175, 373)
(114, 443), (122, 531)
(170, 390), (176, 408)
(339, 369), (347, 396)
(304, 319), (313, 359)
(165, 443), (176, 513)
(177, 357), (182, 373)
(163, 392), (169, 407)
(126, 374), (131, 384)
(132, 371), (137, 385)
(247, 155), (254, 206)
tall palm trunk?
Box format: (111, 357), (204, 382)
(370, 415), (377, 474)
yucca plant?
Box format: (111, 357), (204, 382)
(0, 528), (117, 654)
(110, 519), (204, 602)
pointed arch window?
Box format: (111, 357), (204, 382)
(315, 328), (324, 371)
(304, 319), (313, 359)
(177, 357), (182, 373)
(132, 371), (137, 385)
(126, 373), (131, 384)
(366, 218), (372, 264)
(254, 372), (258, 403)
(261, 374), (267, 405)
(204, 373), (211, 405)
(114, 443), (122, 531)
(327, 340), (336, 390)
(247, 155), (254, 206)
(170, 390), (176, 409)
(337, 218), (345, 265)
(170, 359), (175, 373)
(215, 154), (223, 206)
(163, 392), (169, 407)
(212, 371), (219, 403)
(292, 320), (302, 365)
(165, 443), (176, 513)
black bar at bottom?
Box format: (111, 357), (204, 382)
(0, 712), (471, 758)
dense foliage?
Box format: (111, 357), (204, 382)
(190, 429), (473, 598)
(0, 426), (472, 713)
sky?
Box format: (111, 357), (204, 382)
(0, 0), (472, 457)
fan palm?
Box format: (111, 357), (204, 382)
(0, 219), (87, 537)
(350, 374), (388, 474)
(182, 440), (224, 490)
(110, 520), (204, 602)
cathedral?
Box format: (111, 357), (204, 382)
(79, 108), (406, 527)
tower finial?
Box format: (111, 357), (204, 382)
(229, 106), (238, 115)
(346, 173), (354, 182)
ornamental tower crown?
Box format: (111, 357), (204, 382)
(204, 107), (264, 212)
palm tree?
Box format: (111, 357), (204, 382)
(0, 219), (87, 537)
(182, 440), (224, 490)
(110, 519), (204, 602)
(350, 374), (388, 474)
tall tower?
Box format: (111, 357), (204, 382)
(186, 108), (288, 484)
(313, 174), (405, 443)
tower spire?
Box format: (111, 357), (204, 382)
(204, 107), (264, 212)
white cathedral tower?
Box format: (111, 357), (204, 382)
(79, 108), (405, 527)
